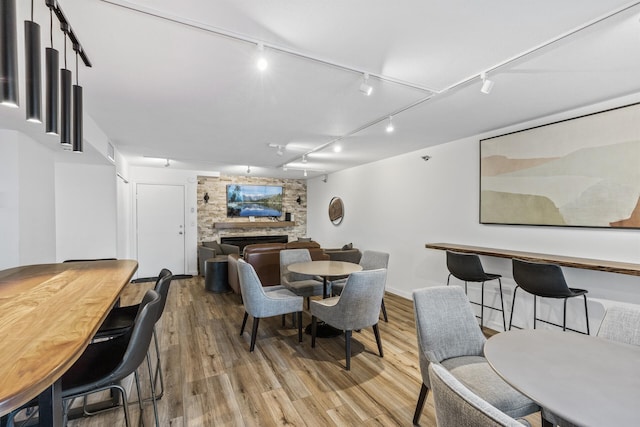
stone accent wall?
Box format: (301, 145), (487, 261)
(197, 175), (308, 243)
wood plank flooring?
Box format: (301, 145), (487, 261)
(66, 276), (543, 426)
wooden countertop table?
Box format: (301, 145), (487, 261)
(0, 259), (138, 425)
(485, 329), (640, 427)
(288, 260), (363, 298)
(425, 243), (640, 276)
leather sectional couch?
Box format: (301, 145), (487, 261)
(228, 241), (329, 295)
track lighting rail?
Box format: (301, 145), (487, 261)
(45, 0), (91, 67)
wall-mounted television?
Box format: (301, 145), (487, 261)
(226, 185), (283, 218)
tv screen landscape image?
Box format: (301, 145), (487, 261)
(227, 185), (283, 217)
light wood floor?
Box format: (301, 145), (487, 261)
(66, 276), (543, 427)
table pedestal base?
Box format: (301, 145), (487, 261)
(305, 322), (342, 338)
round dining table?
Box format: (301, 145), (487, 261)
(287, 260), (362, 298)
(287, 260), (362, 337)
(484, 329), (640, 427)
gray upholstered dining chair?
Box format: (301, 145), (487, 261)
(280, 249), (325, 308)
(542, 304), (640, 427)
(330, 250), (390, 322)
(429, 363), (531, 427)
(238, 259), (304, 352)
(412, 286), (540, 425)
(310, 268), (387, 370)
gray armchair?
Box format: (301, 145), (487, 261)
(280, 249), (325, 308)
(198, 241), (239, 276)
(330, 250), (390, 322)
(310, 268), (387, 370)
(412, 286), (540, 425)
(237, 259), (304, 352)
(429, 363), (531, 427)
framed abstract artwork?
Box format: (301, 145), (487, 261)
(480, 102), (640, 229)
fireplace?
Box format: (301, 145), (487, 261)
(221, 235), (289, 252)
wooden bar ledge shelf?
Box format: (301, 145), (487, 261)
(426, 242), (640, 276)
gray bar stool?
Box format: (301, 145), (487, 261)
(446, 251), (506, 330)
(509, 258), (590, 334)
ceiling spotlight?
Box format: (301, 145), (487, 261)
(302, 154), (307, 163)
(333, 143), (342, 153)
(256, 43), (268, 71)
(247, 165), (251, 174)
(282, 165), (288, 171)
(385, 116), (395, 133)
(359, 73), (373, 96)
(164, 159), (170, 167)
(303, 169), (308, 177)
(480, 72), (494, 94)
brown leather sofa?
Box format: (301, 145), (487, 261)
(228, 241), (329, 295)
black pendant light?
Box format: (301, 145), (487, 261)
(45, 6), (58, 134)
(25, 0), (42, 122)
(60, 27), (72, 149)
(1, 0), (19, 107)
(72, 48), (82, 153)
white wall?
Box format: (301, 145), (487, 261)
(0, 130), (57, 270)
(55, 163), (117, 261)
(307, 93), (640, 332)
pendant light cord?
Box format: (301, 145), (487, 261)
(64, 33), (67, 69)
(75, 51), (79, 84)
(49, 8), (53, 48)
(31, 0), (34, 21)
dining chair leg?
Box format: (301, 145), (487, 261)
(152, 327), (164, 400)
(413, 383), (429, 425)
(583, 294), (590, 335)
(563, 298), (568, 332)
(480, 281), (486, 328)
(446, 274), (452, 286)
(240, 312), (248, 336)
(297, 312), (303, 342)
(498, 278), (506, 331)
(508, 286), (520, 330)
(282, 314), (286, 327)
(311, 316), (317, 348)
(373, 323), (383, 357)
(146, 351), (160, 427)
(345, 330), (352, 370)
(134, 370), (144, 426)
(533, 295), (537, 329)
(380, 299), (388, 322)
(249, 317), (260, 352)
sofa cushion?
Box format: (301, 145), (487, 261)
(203, 241), (222, 253)
(286, 241), (321, 249)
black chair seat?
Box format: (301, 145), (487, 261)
(95, 305), (138, 338)
(62, 334), (129, 396)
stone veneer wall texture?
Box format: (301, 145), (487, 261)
(197, 175), (308, 243)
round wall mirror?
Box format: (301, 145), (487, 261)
(328, 197), (344, 225)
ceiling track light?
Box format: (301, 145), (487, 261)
(247, 165), (251, 174)
(256, 43), (268, 71)
(1, 0), (19, 108)
(480, 72), (494, 94)
(25, 0), (42, 123)
(45, 6), (58, 135)
(303, 169), (308, 177)
(60, 27), (72, 149)
(72, 46), (83, 152)
(302, 154), (307, 163)
(385, 116), (395, 133)
(333, 143), (342, 153)
(164, 159), (170, 167)
(359, 72), (373, 96)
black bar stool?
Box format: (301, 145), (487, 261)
(509, 258), (590, 334)
(446, 251), (506, 330)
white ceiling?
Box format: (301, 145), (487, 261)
(8, 0), (640, 178)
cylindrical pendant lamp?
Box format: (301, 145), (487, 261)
(60, 67), (72, 148)
(45, 47), (58, 134)
(72, 84), (82, 152)
(0, 0), (19, 107)
(25, 20), (42, 122)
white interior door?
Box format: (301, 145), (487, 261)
(136, 183), (185, 277)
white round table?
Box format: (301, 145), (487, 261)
(484, 329), (640, 427)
